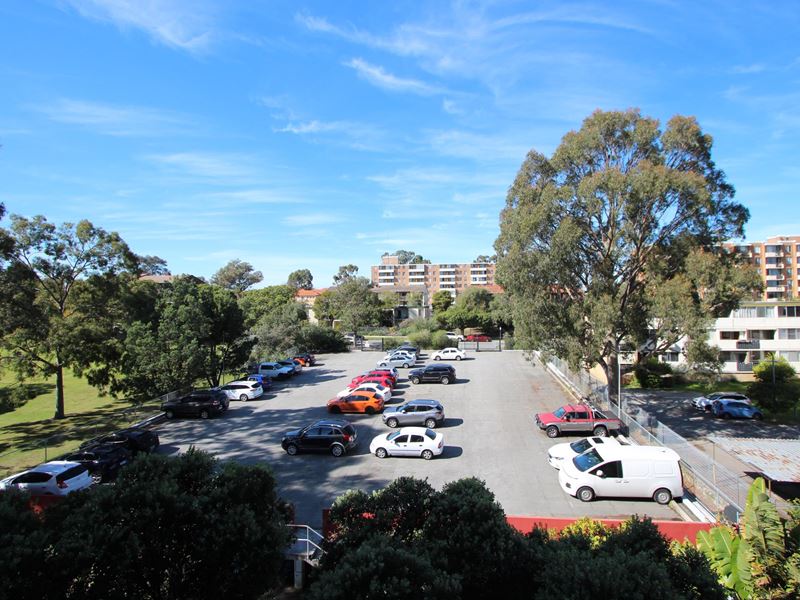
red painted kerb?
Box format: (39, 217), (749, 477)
(506, 515), (714, 543)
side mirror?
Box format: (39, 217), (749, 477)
(564, 414), (571, 421)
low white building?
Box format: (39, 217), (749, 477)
(659, 301), (800, 375)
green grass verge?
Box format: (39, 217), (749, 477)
(0, 371), (160, 477)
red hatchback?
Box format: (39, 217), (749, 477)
(465, 334), (491, 342)
(351, 374), (393, 389)
(368, 369), (397, 385)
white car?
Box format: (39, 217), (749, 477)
(337, 382), (392, 403)
(445, 331), (464, 342)
(386, 349), (417, 361)
(431, 347), (465, 361)
(547, 436), (623, 469)
(377, 355), (415, 369)
(218, 380), (264, 402)
(370, 427), (444, 460)
(0, 461), (94, 496)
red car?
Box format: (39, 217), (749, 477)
(465, 334), (491, 342)
(368, 369), (397, 385)
(350, 374), (394, 389)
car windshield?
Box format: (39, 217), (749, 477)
(553, 407), (566, 419)
(569, 439), (593, 454)
(425, 429), (436, 440)
(387, 431), (402, 441)
(573, 448), (604, 472)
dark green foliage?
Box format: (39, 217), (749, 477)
(11, 450), (291, 600)
(333, 264), (359, 285)
(251, 300), (308, 359)
(0, 491), (52, 600)
(430, 290), (454, 313)
(287, 268), (313, 290)
(748, 355), (800, 413)
(238, 285), (296, 329)
(328, 277), (383, 334)
(293, 324), (348, 353)
(210, 259), (262, 293)
(634, 358), (674, 388)
(318, 477), (725, 600)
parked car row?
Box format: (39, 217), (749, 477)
(0, 427), (161, 495)
(691, 391), (763, 420)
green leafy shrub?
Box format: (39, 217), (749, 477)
(0, 385), (34, 414)
(382, 338), (406, 351)
(293, 325), (348, 353)
(634, 358), (673, 389)
(407, 331), (432, 349)
(430, 330), (450, 349)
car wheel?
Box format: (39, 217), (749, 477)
(365, 406), (375, 415)
(421, 449), (434, 460)
(653, 488), (672, 505)
(411, 377), (420, 384)
(286, 444), (298, 456)
(434, 356), (441, 361)
(403, 363), (409, 369)
(424, 418), (437, 429)
(329, 406), (341, 414)
(331, 444), (344, 457)
(375, 447), (388, 459)
(200, 409), (210, 419)
(239, 394), (248, 402)
(455, 356), (462, 361)
(592, 425), (608, 437)
(577, 486), (595, 502)
(387, 417), (399, 428)
(90, 472), (103, 484)
(753, 413), (763, 421)
(165, 410), (174, 419)
(441, 376), (450, 385)
(546, 425), (559, 438)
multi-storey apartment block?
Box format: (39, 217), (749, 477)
(724, 235), (800, 300)
(370, 254), (499, 297)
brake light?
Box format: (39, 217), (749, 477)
(342, 434), (352, 442)
(57, 480), (68, 489)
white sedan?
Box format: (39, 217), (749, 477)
(547, 436), (623, 469)
(430, 347), (466, 361)
(337, 382), (392, 402)
(370, 427), (444, 460)
(377, 355), (415, 368)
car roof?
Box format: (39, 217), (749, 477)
(593, 445), (680, 462)
(312, 419), (350, 428)
(407, 399), (440, 406)
(227, 380), (257, 385)
(32, 461), (84, 475)
(396, 426), (436, 434)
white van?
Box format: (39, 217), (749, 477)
(558, 445), (682, 505)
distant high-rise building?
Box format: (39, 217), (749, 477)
(723, 235), (800, 300)
(370, 254), (501, 299)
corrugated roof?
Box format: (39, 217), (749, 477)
(711, 437), (800, 482)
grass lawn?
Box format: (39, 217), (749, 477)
(0, 371), (160, 477)
(665, 380), (750, 394)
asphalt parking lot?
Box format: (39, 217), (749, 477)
(154, 350), (679, 527)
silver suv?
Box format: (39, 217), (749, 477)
(382, 399), (445, 429)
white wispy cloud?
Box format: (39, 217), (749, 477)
(283, 213), (344, 227)
(277, 120), (348, 134)
(62, 0), (215, 53)
(36, 98), (186, 136)
(274, 116), (394, 152)
(730, 63), (767, 74)
(202, 189), (308, 205)
(344, 58), (443, 95)
(146, 152), (255, 179)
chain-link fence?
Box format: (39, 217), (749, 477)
(0, 389), (179, 478)
(533, 352), (749, 521)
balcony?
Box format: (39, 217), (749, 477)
(736, 362), (754, 372)
(408, 264), (426, 272)
(378, 266), (395, 272)
(736, 340), (760, 350)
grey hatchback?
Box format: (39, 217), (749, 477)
(382, 399), (445, 429)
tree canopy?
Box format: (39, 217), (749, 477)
(329, 277), (383, 333)
(495, 109), (760, 398)
(210, 259), (262, 293)
(382, 250), (430, 264)
(333, 264), (359, 285)
(431, 290), (454, 313)
(748, 355), (800, 413)
(287, 268), (313, 290)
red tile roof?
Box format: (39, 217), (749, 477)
(295, 288), (328, 298)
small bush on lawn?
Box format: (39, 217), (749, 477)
(430, 331), (451, 350)
(294, 325), (348, 353)
(407, 331), (432, 349)
(633, 358), (673, 389)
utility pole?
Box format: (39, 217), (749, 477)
(772, 352), (776, 408)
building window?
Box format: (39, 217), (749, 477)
(778, 329), (800, 340)
(755, 258), (761, 265)
(778, 306), (800, 317)
(720, 331), (740, 340)
(782, 351), (800, 362)
(662, 352), (680, 362)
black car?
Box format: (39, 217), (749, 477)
(64, 445), (133, 482)
(161, 389), (229, 419)
(281, 419), (358, 457)
(81, 428), (160, 455)
(409, 364), (456, 385)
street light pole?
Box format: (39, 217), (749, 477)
(616, 340), (622, 418)
(499, 326), (503, 352)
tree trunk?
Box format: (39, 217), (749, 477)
(604, 354), (621, 410)
(54, 364), (65, 419)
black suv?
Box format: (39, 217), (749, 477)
(161, 390), (229, 419)
(81, 428), (160, 455)
(409, 364), (456, 385)
(64, 445), (133, 482)
(281, 420), (358, 457)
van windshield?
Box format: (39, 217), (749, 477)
(573, 448), (604, 472)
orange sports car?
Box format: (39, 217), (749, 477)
(327, 390), (385, 415)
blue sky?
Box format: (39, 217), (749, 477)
(1, 1), (799, 286)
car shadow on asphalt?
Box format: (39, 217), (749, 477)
(438, 446), (464, 459)
(438, 417), (464, 428)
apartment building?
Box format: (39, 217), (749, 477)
(370, 254), (499, 297)
(660, 301), (800, 375)
(723, 235), (800, 300)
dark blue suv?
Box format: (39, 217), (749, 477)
(712, 399), (763, 420)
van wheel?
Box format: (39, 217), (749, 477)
(330, 444), (344, 457)
(239, 394), (248, 402)
(387, 418), (399, 428)
(375, 447), (388, 459)
(200, 409), (210, 419)
(577, 486), (595, 502)
(546, 426), (559, 438)
(424, 418), (437, 429)
(592, 425), (608, 437)
(653, 488), (672, 505)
